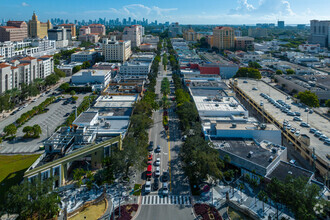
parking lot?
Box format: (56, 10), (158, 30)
(0, 93), (89, 154)
(234, 79), (330, 165)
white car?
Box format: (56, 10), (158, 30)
(155, 167), (160, 177)
(155, 158), (161, 166)
(145, 181), (151, 193)
(23, 104), (28, 108)
(162, 182), (169, 195)
(32, 98), (38, 102)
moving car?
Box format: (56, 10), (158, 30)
(155, 158), (160, 166)
(148, 141), (154, 151)
(155, 167), (160, 177)
(146, 165), (152, 178)
(153, 178), (159, 190)
(162, 182), (169, 195)
(156, 145), (161, 153)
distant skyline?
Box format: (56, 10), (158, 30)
(1, 0), (330, 25)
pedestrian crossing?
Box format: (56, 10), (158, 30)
(141, 195), (191, 205)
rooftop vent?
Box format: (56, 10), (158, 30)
(272, 148), (277, 154)
(288, 171), (292, 175)
(231, 123), (237, 128)
(269, 156), (274, 162)
(247, 151), (253, 158)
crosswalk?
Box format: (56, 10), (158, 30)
(141, 195), (191, 205)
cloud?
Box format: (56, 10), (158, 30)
(229, 0), (295, 16)
(84, 4), (177, 19)
(21, 2), (29, 7)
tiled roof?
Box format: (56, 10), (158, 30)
(0, 63), (10, 68)
(11, 66), (18, 69)
(18, 63), (30, 66)
(40, 55), (53, 58)
(0, 26), (19, 29)
(20, 56), (36, 61)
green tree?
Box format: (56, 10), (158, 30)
(72, 65), (82, 74)
(3, 178), (60, 219)
(23, 126), (33, 137)
(276, 70), (283, 75)
(286, 69), (295, 75)
(82, 61), (91, 69)
(325, 99), (330, 107)
(248, 61), (261, 69)
(73, 168), (86, 187)
(70, 90), (76, 96)
(3, 124), (17, 137)
(54, 68), (66, 77)
(59, 82), (70, 92)
(45, 74), (60, 86)
(32, 124), (42, 138)
(297, 90), (319, 107)
(258, 190), (268, 214)
(234, 67), (262, 79)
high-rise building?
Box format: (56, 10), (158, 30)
(58, 23), (76, 37)
(102, 37), (131, 62)
(309, 20), (330, 48)
(278, 21), (285, 28)
(0, 21), (28, 42)
(169, 22), (182, 37)
(122, 25), (143, 48)
(213, 26), (235, 50)
(48, 26), (71, 48)
(28, 12), (52, 38)
(183, 28), (197, 42)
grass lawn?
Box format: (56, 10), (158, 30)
(228, 207), (253, 220)
(0, 154), (41, 201)
(69, 199), (107, 220)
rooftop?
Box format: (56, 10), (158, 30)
(266, 160), (314, 182)
(215, 123), (278, 131)
(73, 112), (98, 125)
(73, 70), (110, 77)
(194, 96), (246, 113)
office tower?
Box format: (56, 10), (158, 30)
(309, 20), (330, 48)
(278, 21), (285, 28)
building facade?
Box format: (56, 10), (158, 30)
(183, 28), (197, 42)
(48, 26), (71, 48)
(120, 61), (151, 76)
(309, 20), (330, 48)
(88, 24), (106, 36)
(58, 23), (76, 37)
(213, 26), (235, 50)
(122, 25), (143, 48)
(235, 36), (254, 50)
(248, 28), (268, 38)
(102, 37), (131, 62)
(0, 21), (28, 42)
(71, 51), (98, 63)
(28, 12), (52, 38)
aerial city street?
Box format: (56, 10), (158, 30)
(0, 0), (329, 219)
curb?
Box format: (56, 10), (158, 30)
(131, 196), (142, 220)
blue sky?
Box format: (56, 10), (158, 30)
(1, 0), (330, 24)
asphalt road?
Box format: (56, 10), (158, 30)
(136, 51), (192, 220)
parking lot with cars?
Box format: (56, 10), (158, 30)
(235, 79), (330, 170)
(0, 92), (89, 153)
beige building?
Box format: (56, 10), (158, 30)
(58, 23), (76, 37)
(89, 24), (106, 36)
(235, 36), (254, 51)
(183, 28), (197, 42)
(122, 25), (143, 48)
(0, 21), (28, 42)
(213, 26), (234, 50)
(28, 12), (52, 38)
(102, 37), (131, 62)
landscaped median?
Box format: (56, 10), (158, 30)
(193, 203), (222, 220)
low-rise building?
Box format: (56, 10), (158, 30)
(57, 62), (83, 76)
(71, 69), (111, 89)
(235, 36), (254, 50)
(71, 50), (98, 63)
(298, 44), (321, 53)
(120, 61), (151, 76)
(78, 33), (99, 43)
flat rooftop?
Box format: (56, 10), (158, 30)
(193, 96), (246, 112)
(212, 139), (285, 168)
(234, 78), (330, 163)
(215, 123), (278, 131)
(266, 160), (314, 182)
(94, 95), (137, 108)
(73, 111), (97, 125)
(73, 70), (110, 77)
(190, 88), (226, 97)
(90, 107), (132, 117)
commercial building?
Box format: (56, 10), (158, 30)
(309, 20), (330, 48)
(213, 26), (235, 50)
(57, 62), (83, 76)
(0, 55), (54, 93)
(0, 21), (28, 42)
(78, 33), (99, 43)
(122, 25), (143, 48)
(48, 26), (71, 48)
(71, 50), (98, 63)
(58, 23), (76, 37)
(143, 35), (159, 44)
(278, 21), (285, 28)
(88, 24), (106, 36)
(235, 36), (254, 50)
(71, 69), (111, 88)
(102, 37), (131, 62)
(183, 28), (197, 42)
(248, 28), (268, 38)
(169, 22), (182, 37)
(298, 44), (321, 53)
(28, 12), (52, 38)
(119, 61), (151, 76)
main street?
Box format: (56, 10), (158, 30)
(135, 51), (193, 220)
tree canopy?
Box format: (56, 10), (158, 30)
(286, 69), (295, 75)
(297, 90), (319, 107)
(234, 67), (262, 79)
(248, 61), (261, 69)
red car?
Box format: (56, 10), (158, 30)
(146, 165), (152, 177)
(148, 154), (153, 161)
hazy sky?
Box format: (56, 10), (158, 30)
(1, 0), (330, 24)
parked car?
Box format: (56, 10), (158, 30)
(295, 130), (300, 136)
(289, 159), (296, 165)
(161, 172), (169, 182)
(314, 132), (322, 137)
(155, 158), (160, 166)
(287, 111), (295, 116)
(300, 122), (310, 128)
(319, 135), (327, 141)
(155, 167), (160, 177)
(310, 128), (317, 133)
(32, 98), (38, 102)
(294, 112), (301, 116)
(156, 145), (161, 153)
(146, 165), (152, 178)
(293, 116), (302, 121)
(148, 141), (154, 151)
(148, 154), (153, 161)
(305, 108), (309, 112)
(309, 109), (314, 114)
(252, 87), (258, 91)
(162, 182), (169, 195)
(153, 178), (159, 190)
(23, 104), (28, 108)
(145, 181), (151, 193)
(260, 101), (263, 106)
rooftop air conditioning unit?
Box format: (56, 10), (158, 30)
(269, 156), (274, 162)
(247, 151), (253, 158)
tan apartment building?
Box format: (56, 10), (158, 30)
(28, 12), (52, 38)
(213, 26), (234, 50)
(0, 21), (28, 42)
(58, 23), (76, 37)
(183, 28), (197, 42)
(102, 37), (131, 62)
(235, 36), (254, 51)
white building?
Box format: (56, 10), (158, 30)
(71, 69), (111, 88)
(120, 61), (151, 76)
(0, 39), (56, 58)
(143, 35), (159, 44)
(242, 51), (272, 62)
(122, 25), (143, 48)
(102, 37), (131, 62)
(71, 51), (98, 63)
(298, 44), (321, 53)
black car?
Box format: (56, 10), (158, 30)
(148, 141), (154, 151)
(153, 178), (159, 190)
(161, 172), (168, 182)
(64, 113), (70, 117)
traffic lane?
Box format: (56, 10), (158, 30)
(135, 205), (195, 220)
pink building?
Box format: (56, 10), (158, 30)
(79, 26), (90, 36)
(89, 24), (106, 36)
(0, 21), (28, 42)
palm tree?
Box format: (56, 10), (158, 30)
(34, 78), (45, 91)
(258, 190), (268, 214)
